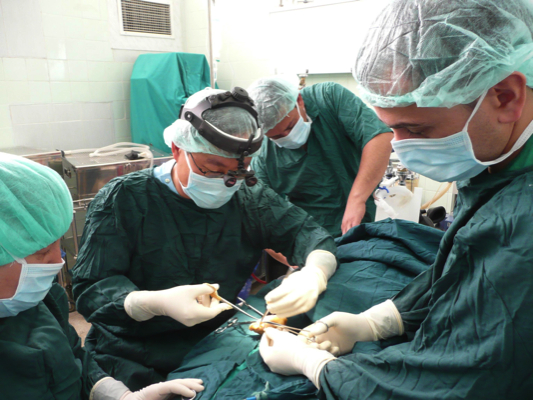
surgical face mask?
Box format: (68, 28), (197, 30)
(0, 257), (64, 318)
(179, 152), (242, 209)
(272, 103), (312, 149)
(392, 90), (533, 182)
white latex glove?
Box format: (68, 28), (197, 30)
(260, 328), (336, 388)
(299, 300), (404, 356)
(90, 377), (204, 400)
(124, 283), (232, 327)
(265, 250), (336, 318)
(121, 379), (203, 400)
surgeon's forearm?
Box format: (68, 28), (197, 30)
(265, 248), (297, 268)
(348, 132), (393, 206)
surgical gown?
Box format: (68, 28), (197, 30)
(0, 283), (106, 400)
(166, 220), (442, 400)
(72, 168), (335, 391)
(319, 162), (533, 398)
(251, 82), (392, 237)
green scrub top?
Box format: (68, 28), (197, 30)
(251, 82), (392, 237)
(0, 283), (107, 400)
(72, 167), (336, 391)
(319, 157), (533, 398)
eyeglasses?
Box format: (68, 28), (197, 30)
(188, 152), (224, 178)
(188, 152), (258, 188)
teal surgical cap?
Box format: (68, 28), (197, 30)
(164, 88), (260, 158)
(354, 0), (533, 108)
(248, 77), (299, 133)
(0, 154), (73, 265)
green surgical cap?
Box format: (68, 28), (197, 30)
(164, 88), (260, 158)
(0, 154), (73, 265)
(354, 0), (533, 108)
(248, 77), (299, 133)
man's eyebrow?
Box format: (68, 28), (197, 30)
(205, 157), (229, 168)
(387, 122), (426, 129)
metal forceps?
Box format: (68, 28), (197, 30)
(214, 317), (257, 334)
(206, 287), (316, 341)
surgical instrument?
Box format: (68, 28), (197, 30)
(215, 318), (256, 334)
(207, 284), (315, 340)
(237, 297), (264, 317)
(205, 283), (258, 320)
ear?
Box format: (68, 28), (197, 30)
(489, 72), (528, 124)
(171, 143), (181, 162)
(296, 93), (305, 109)
(296, 94), (309, 120)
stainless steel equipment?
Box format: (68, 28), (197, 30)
(386, 158), (419, 192)
(0, 146), (63, 176)
(62, 147), (172, 200)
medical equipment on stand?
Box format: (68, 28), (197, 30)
(374, 161), (423, 223)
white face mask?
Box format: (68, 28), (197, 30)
(179, 152), (242, 209)
(272, 103), (312, 149)
(0, 256), (64, 318)
(392, 90), (533, 182)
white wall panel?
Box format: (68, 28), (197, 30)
(1, 0), (47, 58)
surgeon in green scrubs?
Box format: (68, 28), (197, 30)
(72, 87), (337, 391)
(259, 0), (533, 398)
(0, 154), (204, 400)
(248, 77), (393, 239)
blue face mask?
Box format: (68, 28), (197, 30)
(179, 152), (242, 209)
(0, 256), (64, 318)
(272, 103), (312, 149)
(392, 90), (533, 182)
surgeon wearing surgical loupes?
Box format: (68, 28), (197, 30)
(72, 87), (337, 391)
(260, 0), (533, 398)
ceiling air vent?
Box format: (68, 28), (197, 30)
(119, 0), (173, 37)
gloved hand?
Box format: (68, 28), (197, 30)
(91, 377), (204, 400)
(265, 250), (336, 318)
(260, 328), (336, 388)
(124, 283), (232, 327)
(298, 300), (404, 356)
(121, 379), (204, 400)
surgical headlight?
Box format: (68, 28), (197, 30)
(180, 87), (263, 187)
(180, 87), (264, 156)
